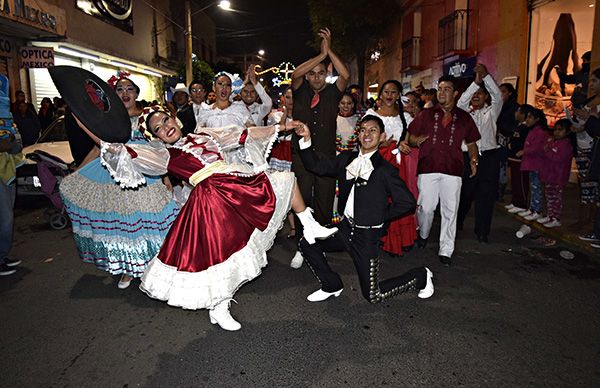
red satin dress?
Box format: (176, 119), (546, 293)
(157, 147), (276, 271)
(379, 142), (418, 255)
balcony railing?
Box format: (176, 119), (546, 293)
(438, 9), (470, 57)
(401, 36), (421, 70)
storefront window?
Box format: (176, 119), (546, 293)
(528, 0), (595, 126)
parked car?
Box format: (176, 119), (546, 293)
(16, 115), (73, 196)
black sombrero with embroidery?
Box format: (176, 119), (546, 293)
(48, 66), (130, 143)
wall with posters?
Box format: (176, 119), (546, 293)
(527, 0), (595, 126)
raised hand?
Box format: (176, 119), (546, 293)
(319, 27), (332, 55)
(246, 64), (257, 85)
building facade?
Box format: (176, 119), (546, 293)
(365, 0), (598, 121)
(1, 0), (216, 108)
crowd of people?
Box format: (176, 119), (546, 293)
(1, 29), (599, 332)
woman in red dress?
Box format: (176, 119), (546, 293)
(364, 80), (418, 255)
(100, 106), (337, 331)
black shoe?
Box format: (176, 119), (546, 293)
(438, 255), (452, 266)
(0, 264), (17, 276)
(4, 258), (21, 267)
(416, 236), (428, 248)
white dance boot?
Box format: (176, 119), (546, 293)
(209, 299), (241, 331)
(296, 207), (338, 245)
(290, 250), (304, 269)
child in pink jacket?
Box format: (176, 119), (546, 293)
(537, 119), (574, 228)
(519, 108), (550, 221)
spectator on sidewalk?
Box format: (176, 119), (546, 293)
(518, 109), (550, 222)
(0, 124), (24, 276)
(10, 90), (35, 116)
(496, 83), (519, 201)
(505, 104), (535, 214)
(536, 119), (575, 228)
(575, 67), (600, 248)
(572, 66), (600, 229)
(456, 63), (503, 243)
(38, 97), (55, 131)
(13, 100), (41, 146)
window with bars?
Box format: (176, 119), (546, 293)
(437, 9), (470, 57)
(402, 36), (421, 70)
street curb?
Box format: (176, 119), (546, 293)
(497, 203), (599, 256)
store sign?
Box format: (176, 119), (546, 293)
(444, 56), (477, 78)
(0, 38), (13, 56)
(0, 0), (66, 36)
(19, 46), (54, 68)
(75, 0), (134, 34)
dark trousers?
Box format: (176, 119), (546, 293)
(299, 219), (426, 303)
(508, 158), (529, 209)
(457, 149), (501, 238)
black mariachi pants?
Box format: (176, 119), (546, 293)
(299, 219), (426, 303)
(457, 149), (501, 238)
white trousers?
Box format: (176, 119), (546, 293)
(417, 173), (462, 257)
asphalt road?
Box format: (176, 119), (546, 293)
(2, 200), (599, 387)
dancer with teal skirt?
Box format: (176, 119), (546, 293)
(54, 68), (179, 289)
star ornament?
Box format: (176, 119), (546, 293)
(272, 77), (282, 87)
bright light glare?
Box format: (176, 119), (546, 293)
(258, 49), (265, 56)
(218, 1), (231, 10)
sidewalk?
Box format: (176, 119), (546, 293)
(499, 182), (599, 255)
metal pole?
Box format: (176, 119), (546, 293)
(185, 0), (193, 84)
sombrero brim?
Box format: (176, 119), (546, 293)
(48, 66), (130, 143)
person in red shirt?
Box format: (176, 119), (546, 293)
(407, 75), (480, 266)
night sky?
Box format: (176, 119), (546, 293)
(204, 0), (318, 67)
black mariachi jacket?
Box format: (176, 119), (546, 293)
(300, 147), (416, 226)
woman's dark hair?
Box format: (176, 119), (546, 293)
(115, 77), (140, 95)
(405, 91), (425, 109)
(359, 114), (385, 134)
(339, 92), (357, 114)
(528, 108), (548, 130)
(377, 79), (408, 140)
(517, 103), (534, 118)
(500, 83), (518, 101)
(378, 80), (403, 98)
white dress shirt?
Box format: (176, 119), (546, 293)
(299, 137), (376, 220)
(232, 82), (273, 126)
(458, 74), (502, 152)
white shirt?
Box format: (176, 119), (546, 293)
(196, 102), (253, 129)
(458, 74), (502, 152)
(299, 137), (376, 220)
(364, 108), (410, 142)
(232, 82), (273, 126)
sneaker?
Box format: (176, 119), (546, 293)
(0, 264), (16, 276)
(536, 216), (551, 224)
(579, 234), (599, 242)
(504, 204), (515, 210)
(4, 258), (21, 267)
(524, 212), (541, 221)
(518, 209), (532, 217)
(543, 219), (561, 228)
(508, 206), (525, 214)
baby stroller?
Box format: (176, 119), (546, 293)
(27, 150), (73, 230)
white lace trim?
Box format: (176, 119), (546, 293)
(139, 171), (295, 310)
(99, 142), (147, 189)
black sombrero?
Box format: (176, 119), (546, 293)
(48, 66), (130, 143)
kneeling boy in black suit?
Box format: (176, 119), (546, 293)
(295, 115), (434, 303)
